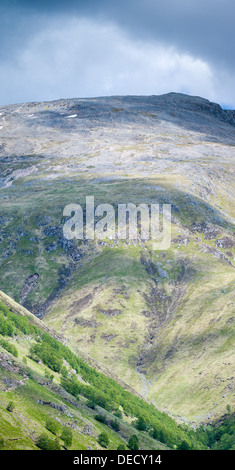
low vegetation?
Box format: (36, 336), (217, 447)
(0, 296), (234, 450)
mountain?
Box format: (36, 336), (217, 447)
(0, 93), (235, 427)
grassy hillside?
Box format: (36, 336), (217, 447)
(0, 94), (234, 425)
(0, 291), (234, 450)
(44, 241), (235, 422)
(0, 291), (168, 450)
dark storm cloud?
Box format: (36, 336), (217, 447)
(4, 0), (235, 69)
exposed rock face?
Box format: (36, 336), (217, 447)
(19, 273), (39, 304)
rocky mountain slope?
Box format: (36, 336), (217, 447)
(0, 93), (234, 424)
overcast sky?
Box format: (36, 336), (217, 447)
(0, 0), (235, 107)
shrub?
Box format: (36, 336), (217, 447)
(45, 417), (60, 436)
(177, 440), (191, 450)
(128, 434), (139, 450)
(117, 443), (126, 450)
(6, 401), (15, 412)
(0, 338), (18, 357)
(61, 366), (68, 378)
(110, 419), (120, 432)
(61, 426), (73, 448)
(95, 414), (107, 424)
(60, 375), (80, 398)
(53, 438), (61, 450)
(136, 416), (147, 432)
(30, 343), (62, 372)
(45, 370), (54, 382)
(0, 315), (14, 336)
(159, 429), (167, 444)
(36, 433), (61, 450)
(92, 394), (108, 409)
(151, 427), (161, 441)
(98, 432), (109, 448)
(86, 399), (96, 410)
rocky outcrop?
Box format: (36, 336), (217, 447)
(19, 273), (39, 304)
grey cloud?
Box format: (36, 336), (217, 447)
(5, 0), (235, 69)
(0, 1), (234, 106)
